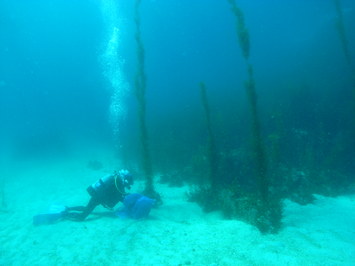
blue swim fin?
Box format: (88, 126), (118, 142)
(33, 205), (67, 226)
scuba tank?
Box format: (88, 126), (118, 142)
(86, 172), (126, 208)
(87, 174), (115, 198)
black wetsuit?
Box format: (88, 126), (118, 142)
(66, 174), (126, 221)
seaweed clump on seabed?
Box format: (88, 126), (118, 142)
(187, 82), (221, 212)
(134, 0), (161, 205)
(188, 0), (283, 234)
(229, 0), (283, 234)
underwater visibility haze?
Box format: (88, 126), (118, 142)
(0, 0), (355, 264)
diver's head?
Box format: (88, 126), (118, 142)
(118, 169), (134, 189)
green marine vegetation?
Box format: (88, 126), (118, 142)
(227, 0), (282, 233)
(134, 0), (161, 202)
(333, 0), (355, 162)
(188, 82), (221, 212)
(333, 0), (352, 65)
(227, 0), (250, 60)
(188, 83), (220, 211)
(200, 83), (219, 191)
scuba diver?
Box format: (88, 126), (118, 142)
(65, 169), (134, 221)
(33, 170), (133, 224)
(33, 169), (156, 225)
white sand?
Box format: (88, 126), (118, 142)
(0, 158), (354, 266)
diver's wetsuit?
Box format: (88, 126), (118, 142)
(66, 174), (126, 221)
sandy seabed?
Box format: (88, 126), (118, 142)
(0, 157), (354, 266)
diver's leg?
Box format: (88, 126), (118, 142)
(78, 197), (100, 220)
(67, 206), (86, 212)
(66, 197), (100, 221)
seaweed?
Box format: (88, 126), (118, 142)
(333, 0), (352, 65)
(200, 83), (218, 191)
(227, 0), (282, 233)
(134, 0), (161, 202)
(186, 83), (221, 212)
(227, 0), (250, 59)
(333, 0), (355, 161)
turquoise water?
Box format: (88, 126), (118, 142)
(0, 0), (354, 264)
